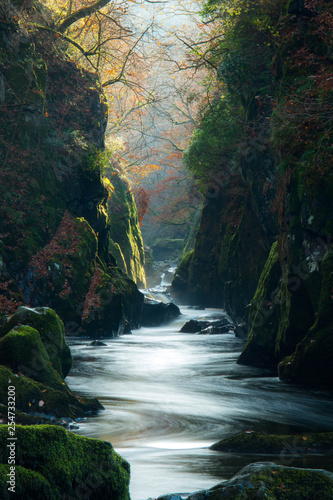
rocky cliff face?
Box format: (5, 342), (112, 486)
(172, 175), (276, 321)
(107, 168), (147, 288)
(0, 1), (144, 337)
(173, 0), (333, 386)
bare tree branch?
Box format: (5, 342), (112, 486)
(102, 26), (151, 87)
(57, 0), (112, 33)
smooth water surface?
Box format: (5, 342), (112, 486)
(67, 306), (333, 499)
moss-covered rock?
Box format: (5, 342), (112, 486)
(0, 365), (102, 420)
(0, 425), (130, 500)
(237, 241), (281, 368)
(0, 5), (143, 339)
(278, 250), (333, 386)
(107, 168), (146, 288)
(172, 250), (194, 303)
(81, 264), (144, 338)
(0, 464), (54, 500)
(0, 326), (67, 392)
(179, 462), (333, 500)
(210, 431), (333, 454)
(0, 306), (72, 378)
(144, 246), (161, 287)
(172, 181), (273, 317)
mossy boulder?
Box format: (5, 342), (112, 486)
(0, 306), (72, 378)
(178, 462), (333, 500)
(0, 425), (130, 500)
(0, 365), (102, 420)
(0, 313), (102, 420)
(210, 431), (333, 454)
(0, 326), (67, 392)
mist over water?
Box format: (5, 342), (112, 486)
(67, 304), (333, 499)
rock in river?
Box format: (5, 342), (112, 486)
(142, 302), (181, 327)
(158, 462), (333, 500)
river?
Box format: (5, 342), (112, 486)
(67, 299), (333, 499)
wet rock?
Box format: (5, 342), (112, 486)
(180, 318), (234, 334)
(179, 320), (209, 333)
(198, 324), (234, 335)
(89, 340), (107, 346)
(175, 462), (333, 499)
(234, 322), (248, 339)
(210, 431), (333, 454)
(0, 364), (102, 421)
(142, 302), (181, 327)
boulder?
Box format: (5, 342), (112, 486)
(0, 425), (130, 500)
(0, 306), (72, 378)
(210, 431), (333, 454)
(179, 320), (209, 333)
(90, 340), (107, 346)
(180, 318), (234, 334)
(0, 364), (102, 421)
(162, 462), (333, 500)
(0, 325), (66, 392)
(198, 324), (233, 335)
(142, 302), (181, 327)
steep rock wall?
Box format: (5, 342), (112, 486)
(173, 0), (333, 386)
(0, 1), (143, 336)
(107, 168), (146, 288)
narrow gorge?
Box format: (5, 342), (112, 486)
(0, 0), (332, 498)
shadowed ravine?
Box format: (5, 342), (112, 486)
(67, 299), (333, 499)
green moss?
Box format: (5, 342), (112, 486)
(109, 239), (128, 275)
(190, 463), (333, 500)
(278, 251), (333, 386)
(0, 363), (102, 421)
(171, 249), (194, 298)
(82, 263), (143, 337)
(238, 241), (281, 368)
(0, 307), (72, 378)
(0, 426), (130, 500)
(211, 431), (333, 454)
(0, 464), (54, 500)
(0, 326), (67, 392)
(107, 169), (146, 287)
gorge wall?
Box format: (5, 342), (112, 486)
(172, 0), (333, 387)
(0, 0), (146, 338)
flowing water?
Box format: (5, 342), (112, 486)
(67, 298), (333, 499)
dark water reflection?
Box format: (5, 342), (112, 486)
(67, 306), (333, 499)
